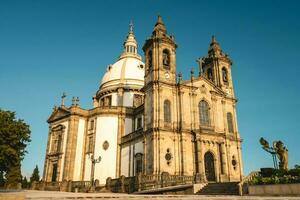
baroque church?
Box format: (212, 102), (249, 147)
(43, 16), (243, 185)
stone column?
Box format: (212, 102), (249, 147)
(221, 143), (228, 176)
(143, 136), (147, 175)
(43, 128), (52, 181)
(117, 88), (124, 106)
(62, 116), (79, 180)
(197, 139), (205, 181)
(116, 110), (125, 177)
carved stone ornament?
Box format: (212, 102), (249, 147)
(165, 148), (172, 165)
(200, 85), (207, 94)
(103, 141), (109, 150)
(232, 155), (237, 170)
(133, 94), (143, 107)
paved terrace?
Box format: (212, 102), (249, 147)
(1, 190), (300, 200)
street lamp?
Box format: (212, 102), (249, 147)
(88, 153), (102, 186)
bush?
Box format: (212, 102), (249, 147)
(249, 167), (300, 185)
(288, 168), (300, 177)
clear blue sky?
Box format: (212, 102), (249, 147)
(0, 0), (299, 177)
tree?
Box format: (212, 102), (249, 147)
(30, 165), (40, 183)
(0, 109), (31, 188)
(0, 171), (5, 188)
(6, 160), (22, 189)
(21, 176), (29, 189)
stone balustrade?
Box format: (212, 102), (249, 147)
(106, 172), (199, 193)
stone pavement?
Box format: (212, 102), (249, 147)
(0, 190), (300, 200)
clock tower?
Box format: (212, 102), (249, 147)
(143, 15), (177, 85)
(142, 16), (179, 174)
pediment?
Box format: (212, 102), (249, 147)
(191, 76), (226, 96)
(47, 107), (71, 123)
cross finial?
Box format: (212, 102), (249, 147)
(191, 67), (195, 82)
(129, 20), (134, 33)
(61, 92), (66, 107)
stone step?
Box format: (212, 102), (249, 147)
(197, 182), (239, 195)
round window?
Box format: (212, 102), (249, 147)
(103, 141), (109, 150)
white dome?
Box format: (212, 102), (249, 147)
(99, 24), (145, 91)
(100, 56), (145, 89)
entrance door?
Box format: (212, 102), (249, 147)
(204, 152), (216, 182)
(51, 163), (58, 182)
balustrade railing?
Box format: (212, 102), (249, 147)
(106, 173), (198, 193)
(238, 171), (260, 195)
(35, 173), (202, 193)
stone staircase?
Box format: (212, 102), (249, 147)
(197, 182), (239, 195)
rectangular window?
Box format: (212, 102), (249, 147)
(56, 135), (62, 152)
(104, 95), (112, 107)
(137, 117), (142, 129)
(88, 135), (94, 153)
(51, 163), (58, 182)
(89, 120), (94, 130)
(135, 153), (143, 175)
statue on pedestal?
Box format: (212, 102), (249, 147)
(259, 137), (288, 170)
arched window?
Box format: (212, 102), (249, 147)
(148, 50), (152, 68)
(222, 67), (228, 83)
(207, 68), (214, 81)
(199, 100), (210, 126)
(162, 49), (170, 69)
(164, 100), (171, 123)
(227, 112), (234, 133)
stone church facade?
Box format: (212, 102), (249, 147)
(43, 16), (243, 186)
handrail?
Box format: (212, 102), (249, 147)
(238, 171), (260, 195)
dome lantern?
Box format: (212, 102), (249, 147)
(119, 21), (141, 60)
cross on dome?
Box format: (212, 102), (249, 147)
(129, 20), (134, 33)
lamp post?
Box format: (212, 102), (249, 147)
(88, 153), (101, 186)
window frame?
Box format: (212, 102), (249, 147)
(199, 100), (210, 126)
(227, 112), (234, 133)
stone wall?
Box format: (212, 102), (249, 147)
(248, 183), (300, 195)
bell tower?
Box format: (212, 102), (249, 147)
(200, 36), (235, 97)
(143, 16), (177, 85)
(142, 16), (178, 174)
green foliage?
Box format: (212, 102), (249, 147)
(288, 168), (300, 177)
(30, 165), (40, 183)
(250, 167), (300, 185)
(21, 176), (29, 189)
(5, 159), (22, 188)
(0, 171), (6, 187)
(0, 108), (31, 188)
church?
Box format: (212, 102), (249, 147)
(43, 16), (243, 186)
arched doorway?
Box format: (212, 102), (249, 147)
(204, 151), (216, 182)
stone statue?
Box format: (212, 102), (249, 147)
(259, 137), (288, 170)
(273, 140), (288, 170)
(163, 51), (169, 66)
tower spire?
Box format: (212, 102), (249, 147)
(208, 35), (222, 57)
(153, 15), (167, 35)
